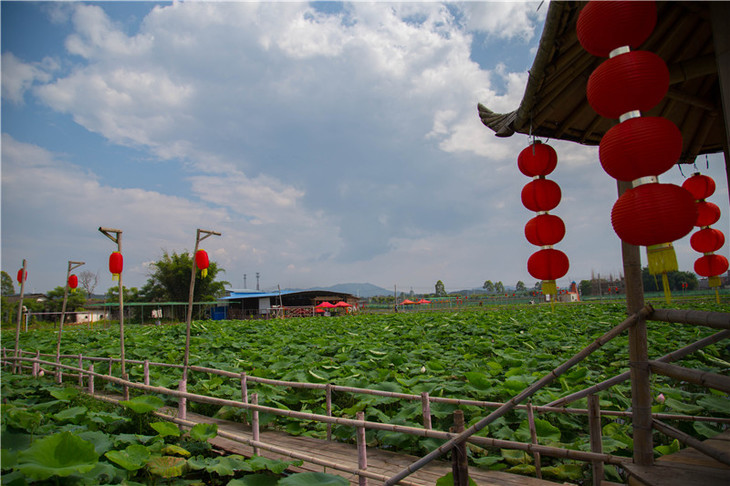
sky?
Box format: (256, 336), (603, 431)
(2, 1), (728, 296)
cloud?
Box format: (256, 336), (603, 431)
(1, 52), (56, 103)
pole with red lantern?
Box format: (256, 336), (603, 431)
(13, 259), (28, 374)
(99, 226), (129, 399)
(518, 141), (569, 302)
(55, 260), (85, 383)
(181, 228), (221, 420)
(683, 173), (728, 303)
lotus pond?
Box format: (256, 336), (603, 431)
(4, 301), (730, 483)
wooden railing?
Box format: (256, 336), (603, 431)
(4, 306), (730, 485)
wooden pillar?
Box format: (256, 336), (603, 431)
(179, 379), (187, 421)
(78, 354), (84, 387)
(421, 392), (432, 430)
(88, 364), (95, 394)
(588, 395), (604, 486)
(144, 360), (150, 386)
(451, 410), (468, 486)
(618, 180), (653, 466)
(356, 411), (368, 486)
(326, 384), (333, 441)
(710, 1), (730, 205)
(527, 402), (542, 479)
(252, 393), (260, 456)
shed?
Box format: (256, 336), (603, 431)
(219, 289), (359, 319)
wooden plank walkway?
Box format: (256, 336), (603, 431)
(178, 410), (564, 485)
(625, 429), (730, 486)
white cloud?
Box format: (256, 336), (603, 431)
(1, 53), (55, 103)
(463, 2), (544, 41)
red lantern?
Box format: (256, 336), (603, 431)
(576, 1), (657, 57)
(521, 179), (562, 212)
(528, 248), (569, 281)
(518, 142), (557, 177)
(195, 249), (210, 278)
(109, 251), (123, 281)
(695, 254), (729, 278)
(695, 201), (722, 227)
(68, 274), (78, 290)
(690, 228), (725, 254)
(587, 51), (669, 119)
(17, 268), (27, 284)
(599, 117), (681, 181)
(611, 183), (696, 246)
(524, 214), (566, 247)
(682, 173), (716, 200)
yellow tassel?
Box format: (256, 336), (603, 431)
(661, 273), (671, 305)
(542, 280), (557, 296)
(709, 276), (721, 288)
(201, 268), (208, 278)
(647, 243), (678, 274)
(112, 273), (119, 281)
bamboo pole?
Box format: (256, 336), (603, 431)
(548, 329), (730, 407)
(451, 410), (468, 486)
(78, 354), (84, 387)
(649, 360), (730, 393)
(33, 350), (39, 377)
(179, 379), (187, 420)
(14, 259), (27, 374)
(617, 187), (654, 468)
(326, 384), (333, 441)
(652, 418), (730, 467)
(56, 260), (85, 384)
(144, 360), (150, 386)
(88, 364), (94, 394)
(649, 308), (730, 329)
(356, 411), (367, 486)
(527, 402), (542, 479)
(421, 392), (432, 430)
(252, 393), (260, 456)
(383, 306), (651, 485)
(588, 395), (603, 486)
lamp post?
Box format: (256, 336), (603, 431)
(14, 259), (27, 373)
(183, 229), (221, 382)
(55, 260), (85, 383)
(98, 227), (128, 398)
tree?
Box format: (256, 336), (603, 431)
(434, 280), (447, 297)
(141, 250), (229, 302)
(494, 281), (504, 294)
(483, 280), (494, 292)
(105, 286), (141, 302)
(78, 270), (99, 297)
(1, 271), (15, 296)
(46, 286), (87, 313)
(642, 267), (698, 291)
(515, 281), (526, 292)
(579, 280), (592, 296)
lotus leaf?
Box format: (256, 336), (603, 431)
(190, 422), (218, 441)
(147, 455), (187, 478)
(151, 421), (181, 437)
(120, 395), (164, 414)
(16, 432), (99, 480)
(278, 472), (349, 485)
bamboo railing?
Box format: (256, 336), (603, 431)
(4, 306), (729, 485)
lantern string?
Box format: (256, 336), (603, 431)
(706, 154), (709, 170)
(677, 163), (685, 178)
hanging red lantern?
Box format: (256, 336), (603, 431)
(695, 201), (722, 227)
(587, 51), (669, 119)
(109, 251), (123, 281)
(518, 142), (558, 177)
(577, 1), (657, 57)
(17, 268), (27, 284)
(599, 117), (682, 181)
(521, 178), (561, 212)
(690, 228), (725, 254)
(68, 274), (78, 292)
(524, 214), (566, 247)
(195, 249), (210, 278)
(695, 254), (729, 278)
(611, 183), (696, 247)
(682, 173), (716, 201)
(527, 249), (569, 281)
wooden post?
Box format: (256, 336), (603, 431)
(108, 358), (113, 376)
(32, 350), (39, 377)
(618, 180), (653, 467)
(144, 360), (150, 386)
(179, 379), (187, 420)
(14, 259), (27, 374)
(451, 410), (468, 486)
(588, 395), (604, 486)
(527, 402), (542, 479)
(57, 261), (85, 385)
(252, 393), (260, 456)
(241, 372), (249, 403)
(421, 392), (432, 430)
(326, 383), (333, 441)
(88, 364), (95, 394)
(357, 411), (368, 486)
(78, 353), (84, 387)
(183, 229), (221, 384)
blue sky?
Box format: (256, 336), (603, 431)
(2, 1), (728, 295)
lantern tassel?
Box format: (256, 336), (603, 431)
(200, 268), (208, 278)
(661, 273), (671, 305)
(542, 280), (557, 297)
(646, 243), (678, 274)
(112, 273), (120, 281)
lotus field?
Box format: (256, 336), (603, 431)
(5, 301), (730, 482)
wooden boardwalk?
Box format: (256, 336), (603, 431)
(177, 410), (563, 485)
(625, 430), (730, 486)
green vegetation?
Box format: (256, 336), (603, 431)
(4, 301), (729, 483)
(0, 374), (347, 485)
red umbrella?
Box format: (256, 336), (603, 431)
(400, 299), (417, 305)
(316, 302), (336, 308)
(334, 301), (352, 307)
(416, 299), (431, 304)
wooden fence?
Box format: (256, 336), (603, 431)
(4, 305), (730, 485)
